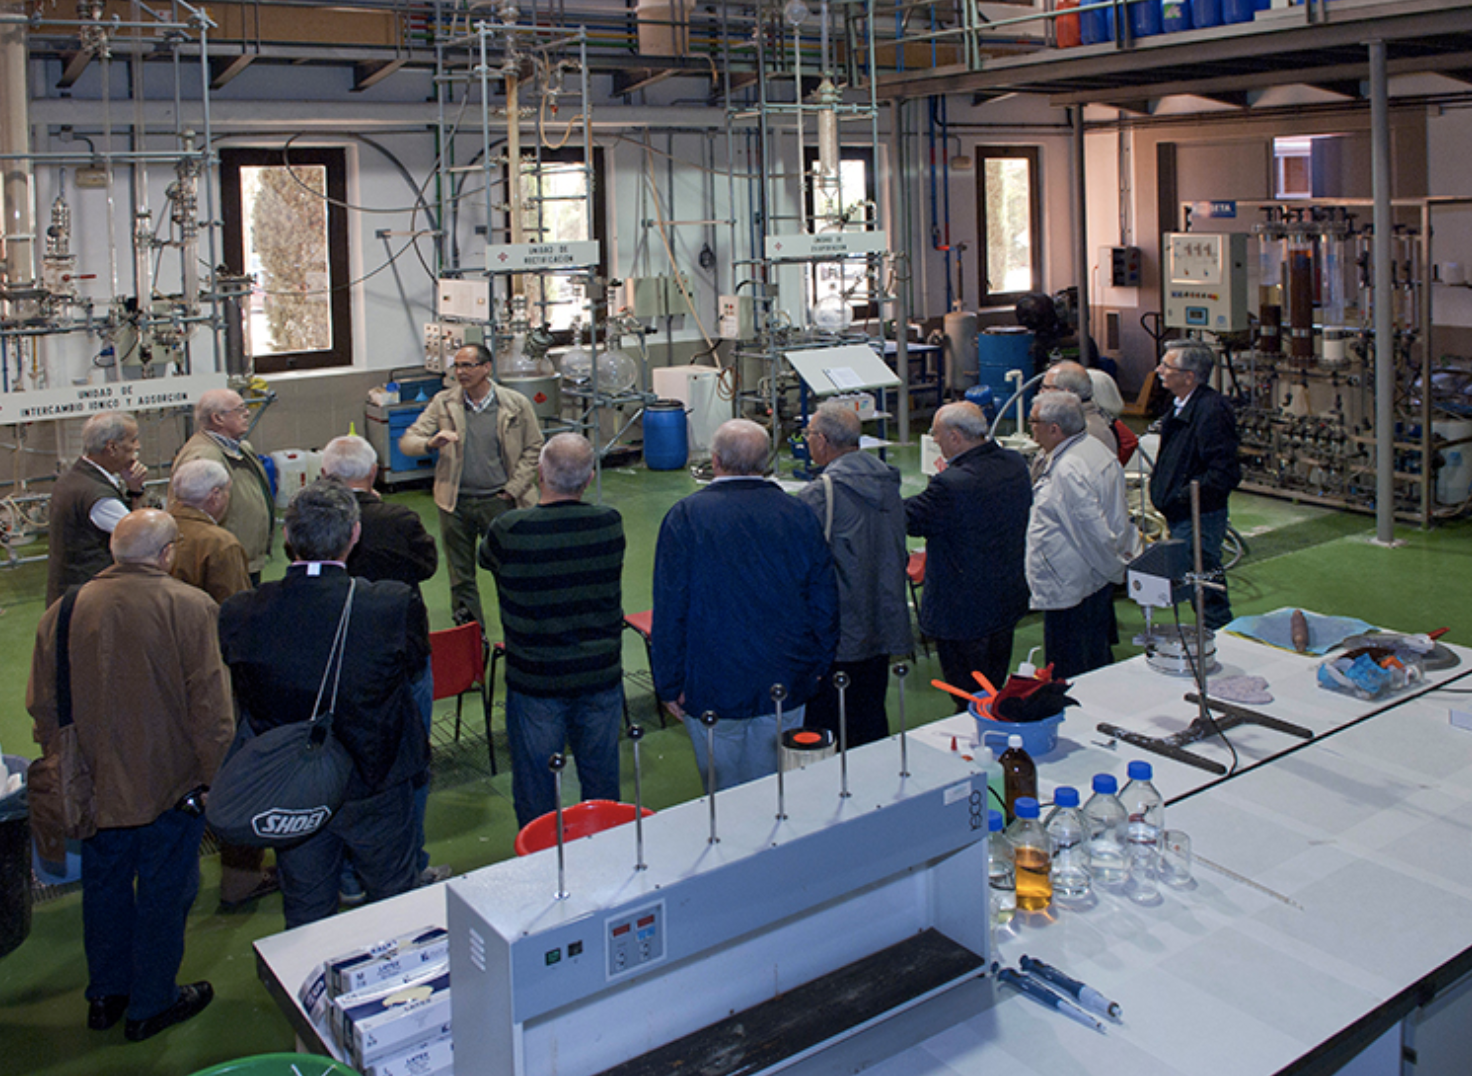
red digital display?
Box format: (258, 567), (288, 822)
(612, 924), (631, 937)
(638, 916), (655, 928)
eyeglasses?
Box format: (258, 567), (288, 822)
(451, 362), (487, 371)
(1158, 361), (1186, 372)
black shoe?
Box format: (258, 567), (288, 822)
(88, 995), (129, 1031)
(124, 982), (213, 1042)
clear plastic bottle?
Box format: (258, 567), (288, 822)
(999, 734), (1037, 821)
(1006, 796), (1052, 912)
(1081, 773), (1128, 889)
(1120, 760), (1164, 906)
(1044, 786), (1091, 900)
(987, 809), (1015, 930)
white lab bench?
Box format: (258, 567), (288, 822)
(255, 633), (1472, 1076)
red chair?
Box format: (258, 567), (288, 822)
(430, 622), (496, 775)
(622, 610), (666, 727)
(906, 550), (930, 656)
(514, 800), (655, 856)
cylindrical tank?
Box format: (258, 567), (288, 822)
(643, 399), (689, 471)
(1434, 420), (1472, 505)
(1222, 0), (1258, 22)
(1190, 0), (1223, 26)
(501, 375), (561, 422)
(943, 310), (979, 392)
(1079, 1), (1114, 44)
(1287, 236), (1315, 362)
(1056, 0), (1082, 47)
(1162, 0), (1193, 33)
(1258, 229), (1284, 355)
(1130, 0), (1164, 39)
(636, 0), (689, 56)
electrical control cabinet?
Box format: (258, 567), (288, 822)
(1164, 232), (1250, 332)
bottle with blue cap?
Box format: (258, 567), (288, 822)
(987, 809), (1015, 931)
(1044, 786), (1091, 900)
(1120, 760), (1164, 906)
(1005, 797), (1052, 912)
(1081, 773), (1127, 889)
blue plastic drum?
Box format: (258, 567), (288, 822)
(1130, 0), (1164, 39)
(643, 400), (689, 471)
(1163, 0), (1193, 32)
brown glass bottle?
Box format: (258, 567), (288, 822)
(999, 734), (1037, 821)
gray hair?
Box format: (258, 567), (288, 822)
(540, 433), (594, 496)
(321, 435), (378, 483)
(1045, 360), (1093, 401)
(194, 388), (242, 430)
(1035, 390), (1086, 437)
(170, 458), (231, 508)
(81, 412), (138, 457)
(810, 402), (862, 450)
(933, 402), (989, 444)
(284, 478), (360, 562)
(1166, 341), (1216, 383)
(711, 419), (769, 476)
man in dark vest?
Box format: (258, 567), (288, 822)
(46, 412), (148, 607)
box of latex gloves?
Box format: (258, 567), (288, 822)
(334, 965), (452, 1069)
(363, 1030), (454, 1076)
(326, 926), (450, 998)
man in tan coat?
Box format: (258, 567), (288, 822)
(28, 509), (234, 1041)
(167, 459), (251, 605)
(173, 388), (274, 583)
(399, 343), (542, 626)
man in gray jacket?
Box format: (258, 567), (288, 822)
(796, 403), (912, 747)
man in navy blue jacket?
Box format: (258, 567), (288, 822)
(906, 402), (1032, 704)
(652, 419), (838, 792)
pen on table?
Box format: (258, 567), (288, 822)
(997, 968), (1105, 1033)
(1020, 954), (1123, 1021)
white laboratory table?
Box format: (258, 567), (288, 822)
(255, 635), (1472, 1076)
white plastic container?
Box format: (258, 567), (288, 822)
(269, 449), (323, 509)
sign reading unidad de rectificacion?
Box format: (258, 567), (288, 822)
(0, 372), (227, 426)
(486, 241), (601, 273)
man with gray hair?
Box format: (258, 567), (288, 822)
(45, 411), (149, 606)
(218, 480), (430, 927)
(653, 419), (838, 791)
(795, 403), (911, 747)
(906, 402), (1032, 700)
(29, 508), (234, 1040)
(1040, 360), (1117, 462)
(1149, 341), (1241, 629)
(173, 388), (274, 583)
(168, 459), (251, 605)
(479, 434), (626, 826)
(1026, 392), (1140, 678)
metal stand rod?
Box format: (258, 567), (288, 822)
(772, 683), (788, 820)
(1190, 480), (1212, 732)
(834, 670), (852, 798)
(549, 753), (569, 899)
(894, 662), (910, 777)
(701, 710), (720, 843)
(628, 724), (647, 871)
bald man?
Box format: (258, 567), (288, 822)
(652, 419), (838, 791)
(173, 388), (275, 582)
(28, 509), (233, 1041)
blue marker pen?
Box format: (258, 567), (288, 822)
(1020, 954), (1123, 1021)
(997, 968), (1105, 1032)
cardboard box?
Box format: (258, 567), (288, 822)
(327, 926), (450, 998)
(365, 1031), (454, 1076)
(337, 969), (452, 1068)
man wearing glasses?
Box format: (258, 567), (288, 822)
(400, 343), (543, 627)
(173, 389), (275, 585)
(1148, 342), (1241, 629)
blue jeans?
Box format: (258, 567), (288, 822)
(505, 685), (624, 828)
(277, 781), (417, 929)
(82, 810), (207, 1021)
(682, 706), (803, 794)
(1167, 509), (1233, 630)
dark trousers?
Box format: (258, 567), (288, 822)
(1167, 509), (1232, 630)
(276, 781), (417, 930)
(441, 495), (512, 627)
(82, 810), (207, 1021)
(1043, 582), (1118, 680)
(805, 654), (892, 748)
(937, 629), (1016, 712)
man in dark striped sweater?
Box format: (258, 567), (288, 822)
(479, 433), (625, 827)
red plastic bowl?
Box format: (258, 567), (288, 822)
(514, 800), (655, 856)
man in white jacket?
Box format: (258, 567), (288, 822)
(1026, 392), (1141, 678)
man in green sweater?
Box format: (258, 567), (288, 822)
(479, 433), (625, 827)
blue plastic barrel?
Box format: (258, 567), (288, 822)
(643, 400), (689, 471)
(1162, 0), (1193, 33)
(1130, 0), (1163, 39)
(963, 384), (998, 424)
(1079, 1), (1114, 44)
(1222, 0), (1256, 22)
(1190, 0), (1222, 27)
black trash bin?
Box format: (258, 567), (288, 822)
(0, 755), (32, 959)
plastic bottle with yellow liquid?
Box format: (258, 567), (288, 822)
(1006, 796), (1053, 912)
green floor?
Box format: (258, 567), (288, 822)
(1, 444), (1469, 1075)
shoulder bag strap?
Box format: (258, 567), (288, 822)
(54, 587), (83, 731)
(820, 472), (835, 543)
(308, 578), (356, 739)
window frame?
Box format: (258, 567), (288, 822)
(219, 146), (354, 374)
(976, 144), (1043, 308)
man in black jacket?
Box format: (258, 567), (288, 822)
(905, 402), (1032, 703)
(1148, 342), (1241, 629)
(218, 480), (430, 928)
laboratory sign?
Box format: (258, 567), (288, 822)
(0, 372), (227, 426)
